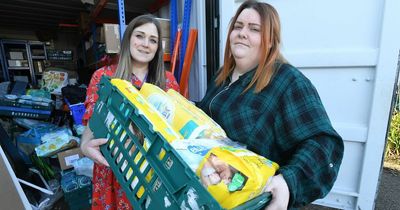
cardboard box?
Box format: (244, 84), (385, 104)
(9, 51), (24, 60)
(0, 147), (28, 210)
(33, 60), (44, 73)
(155, 18), (170, 38)
(102, 24), (121, 54)
(8, 60), (28, 67)
(57, 147), (83, 170)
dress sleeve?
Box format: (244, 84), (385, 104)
(82, 65), (117, 125)
(276, 77), (344, 208)
(165, 71), (180, 92)
(82, 69), (103, 126)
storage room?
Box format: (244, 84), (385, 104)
(2, 0), (399, 210)
(0, 0), (304, 209)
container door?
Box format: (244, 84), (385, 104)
(216, 0), (400, 209)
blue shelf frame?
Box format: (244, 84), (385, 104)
(118, 0), (126, 39)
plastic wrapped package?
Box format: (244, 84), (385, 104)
(41, 71), (68, 95)
(167, 88), (227, 139)
(171, 138), (279, 209)
(196, 147), (279, 209)
(34, 128), (78, 157)
(72, 157), (94, 178)
(140, 83), (227, 139)
(170, 138), (245, 172)
(110, 79), (183, 143)
(89, 77), (273, 209)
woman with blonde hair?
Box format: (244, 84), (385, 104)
(80, 14), (179, 209)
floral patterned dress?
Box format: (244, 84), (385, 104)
(82, 64), (179, 209)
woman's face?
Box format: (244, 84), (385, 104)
(229, 8), (262, 70)
(130, 22), (159, 64)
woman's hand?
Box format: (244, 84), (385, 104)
(264, 174), (290, 210)
(81, 138), (109, 167)
(80, 125), (110, 167)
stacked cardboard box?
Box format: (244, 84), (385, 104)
(57, 147), (84, 170)
(9, 51), (24, 59)
(155, 18), (171, 54)
(100, 24), (121, 54)
(8, 60), (28, 67)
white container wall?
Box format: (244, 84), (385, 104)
(215, 0), (400, 209)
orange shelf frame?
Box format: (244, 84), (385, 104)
(180, 29), (198, 98)
(170, 30), (182, 74)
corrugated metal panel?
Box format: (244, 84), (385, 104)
(0, 0), (87, 30)
(0, 0), (160, 31)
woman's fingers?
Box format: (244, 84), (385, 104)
(264, 174), (290, 210)
(81, 138), (110, 167)
(95, 154), (110, 167)
(90, 138), (109, 147)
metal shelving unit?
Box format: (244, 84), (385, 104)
(28, 41), (48, 81)
(80, 0), (170, 71)
(0, 40), (47, 87)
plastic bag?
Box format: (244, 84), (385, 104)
(140, 83), (226, 139)
(41, 71), (69, 95)
(197, 147), (279, 209)
(171, 138), (245, 172)
(167, 88), (227, 139)
(111, 79), (183, 143)
(35, 128), (77, 157)
(72, 157), (94, 178)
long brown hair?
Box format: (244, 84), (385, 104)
(113, 14), (166, 89)
(216, 0), (285, 93)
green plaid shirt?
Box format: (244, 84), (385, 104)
(197, 63), (344, 209)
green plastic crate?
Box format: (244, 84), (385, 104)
(68, 200), (91, 210)
(64, 185), (92, 202)
(89, 76), (271, 210)
(61, 171), (92, 210)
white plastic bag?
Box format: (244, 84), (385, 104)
(72, 157), (94, 178)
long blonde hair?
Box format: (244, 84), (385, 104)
(113, 14), (166, 89)
(216, 0), (285, 93)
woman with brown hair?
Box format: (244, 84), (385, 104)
(197, 1), (344, 209)
(80, 14), (179, 209)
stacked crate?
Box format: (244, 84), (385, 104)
(61, 170), (92, 210)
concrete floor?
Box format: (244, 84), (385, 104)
(302, 168), (400, 210)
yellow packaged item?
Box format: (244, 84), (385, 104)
(110, 79), (183, 143)
(196, 146), (279, 209)
(110, 79), (185, 198)
(140, 83), (226, 139)
(167, 89), (226, 139)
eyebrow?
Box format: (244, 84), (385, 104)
(133, 30), (159, 39)
(235, 21), (261, 27)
